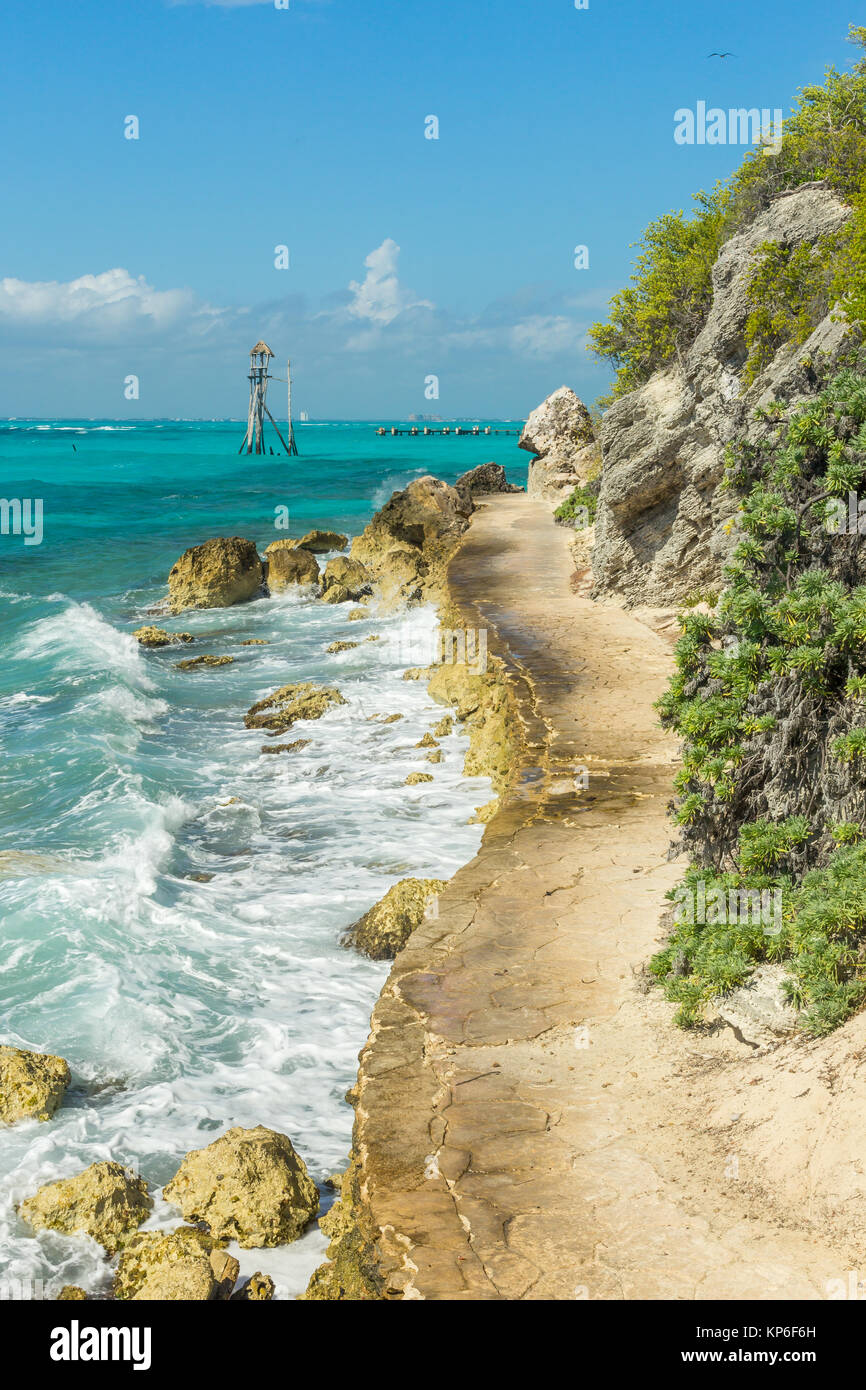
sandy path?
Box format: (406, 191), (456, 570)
(351, 495), (856, 1300)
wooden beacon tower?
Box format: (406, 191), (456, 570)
(239, 341), (299, 456)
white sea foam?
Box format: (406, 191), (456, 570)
(0, 588), (490, 1300)
(15, 602), (154, 688)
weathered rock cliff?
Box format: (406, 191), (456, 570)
(519, 386), (597, 500)
(592, 184), (853, 607)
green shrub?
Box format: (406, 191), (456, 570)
(652, 354), (866, 1034)
(554, 479), (599, 528)
(589, 26), (866, 403)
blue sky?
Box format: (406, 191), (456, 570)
(0, 0), (858, 418)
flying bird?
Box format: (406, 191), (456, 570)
(707, 51), (736, 58)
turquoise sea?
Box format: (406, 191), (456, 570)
(0, 419), (526, 1299)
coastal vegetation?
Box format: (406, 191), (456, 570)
(588, 25), (866, 404)
(651, 352), (866, 1035)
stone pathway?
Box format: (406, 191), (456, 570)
(351, 495), (854, 1300)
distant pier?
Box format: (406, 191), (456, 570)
(375, 425), (519, 436)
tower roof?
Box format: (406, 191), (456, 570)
(250, 340), (274, 357)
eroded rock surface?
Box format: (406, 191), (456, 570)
(344, 877), (447, 960)
(168, 537), (263, 614)
(292, 529), (348, 553)
(0, 1046), (70, 1124)
(162, 1125), (319, 1248)
(114, 1227), (238, 1301)
(519, 386), (596, 500)
(231, 1273), (275, 1301)
(133, 626), (193, 647)
(175, 654), (234, 670)
(456, 462), (523, 499)
(18, 1161), (152, 1252)
(592, 185), (853, 606)
(265, 540), (320, 590)
(321, 556), (372, 604)
(350, 476), (473, 606)
(244, 682), (346, 734)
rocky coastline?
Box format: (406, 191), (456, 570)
(0, 460), (526, 1301)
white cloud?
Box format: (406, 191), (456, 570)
(0, 269), (213, 337)
(346, 239), (433, 325)
(508, 315), (588, 357)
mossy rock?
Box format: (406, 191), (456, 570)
(114, 1227), (238, 1301)
(230, 1273), (275, 1301)
(244, 682), (346, 734)
(133, 626), (193, 647)
(175, 655), (234, 670)
(18, 1161), (152, 1253)
(162, 1125), (319, 1248)
(343, 877), (446, 960)
(0, 1045), (70, 1124)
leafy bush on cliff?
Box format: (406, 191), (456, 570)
(554, 476), (600, 528)
(589, 27), (866, 402)
(652, 352), (866, 1033)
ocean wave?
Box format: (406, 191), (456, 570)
(370, 469), (428, 509)
(14, 602), (155, 689)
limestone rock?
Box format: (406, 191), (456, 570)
(292, 530), (348, 554)
(168, 538), (263, 614)
(162, 1125), (319, 1248)
(174, 654), (234, 670)
(455, 462), (523, 498)
(347, 608), (368, 620)
(405, 771), (433, 785)
(326, 640), (359, 654)
(241, 639), (270, 646)
(350, 476), (473, 604)
(592, 185), (853, 607)
(427, 658), (516, 791)
(260, 739), (311, 755)
(114, 1227), (238, 1301)
(244, 682), (346, 734)
(57, 1286), (88, 1300)
(230, 1273), (275, 1301)
(265, 540), (320, 591)
(321, 556), (372, 602)
(322, 584), (351, 605)
(415, 733), (438, 748)
(343, 877), (447, 960)
(519, 387), (596, 500)
(374, 547), (428, 606)
(713, 964), (799, 1047)
(133, 626), (193, 647)
(433, 715), (454, 737)
(0, 1045), (70, 1123)
(302, 1156), (383, 1301)
(18, 1161), (152, 1253)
